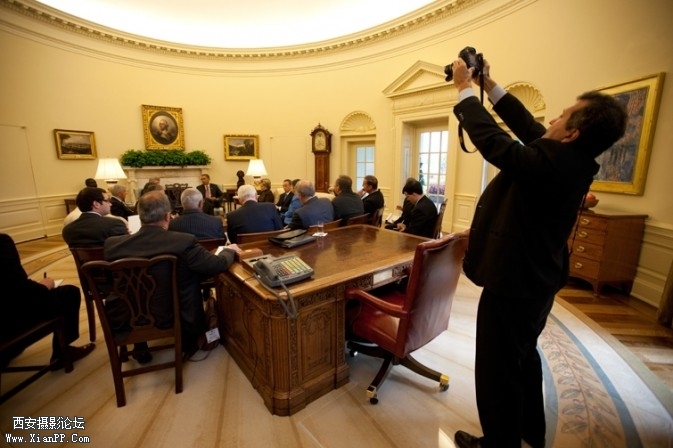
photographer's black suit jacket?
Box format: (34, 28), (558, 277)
(454, 93), (599, 299)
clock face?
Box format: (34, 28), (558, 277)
(314, 131), (326, 151)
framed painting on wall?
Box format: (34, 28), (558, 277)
(224, 134), (259, 160)
(54, 129), (97, 160)
(142, 105), (185, 150)
(591, 72), (665, 195)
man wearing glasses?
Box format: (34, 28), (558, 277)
(62, 187), (128, 247)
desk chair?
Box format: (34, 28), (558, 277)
(237, 229), (287, 244)
(80, 255), (183, 407)
(345, 232), (468, 404)
(345, 213), (370, 226)
(70, 247), (105, 342)
(433, 199), (448, 239)
(307, 219), (341, 234)
(1, 317), (73, 404)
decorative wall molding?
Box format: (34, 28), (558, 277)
(340, 111), (376, 135)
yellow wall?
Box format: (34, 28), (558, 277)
(1, 0), (672, 303)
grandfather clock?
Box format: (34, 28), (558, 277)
(310, 124), (332, 193)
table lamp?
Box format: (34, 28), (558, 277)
(94, 158), (127, 189)
(246, 159), (267, 188)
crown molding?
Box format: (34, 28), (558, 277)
(1, 0), (484, 60)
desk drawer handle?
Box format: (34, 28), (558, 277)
(576, 245), (585, 253)
(574, 262), (583, 269)
(580, 218), (591, 225)
(578, 231), (588, 238)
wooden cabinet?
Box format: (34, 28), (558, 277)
(568, 209), (647, 296)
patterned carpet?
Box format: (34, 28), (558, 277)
(541, 301), (673, 447)
(5, 247), (673, 447)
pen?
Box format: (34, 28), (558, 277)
(43, 271), (47, 279)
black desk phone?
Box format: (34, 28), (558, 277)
(252, 254), (314, 288)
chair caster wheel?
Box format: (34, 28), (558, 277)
(349, 349), (357, 357)
(369, 396), (379, 405)
(440, 383), (449, 392)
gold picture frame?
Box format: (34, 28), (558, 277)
(54, 129), (97, 160)
(142, 105), (185, 150)
(224, 134), (259, 160)
(591, 72), (665, 195)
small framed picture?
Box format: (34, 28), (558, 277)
(54, 129), (97, 160)
(142, 104), (185, 150)
(224, 134), (259, 160)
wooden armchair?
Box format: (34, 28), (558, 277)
(1, 317), (73, 404)
(433, 199), (448, 239)
(345, 232), (468, 404)
(80, 255), (183, 407)
(345, 214), (371, 226)
(307, 219), (341, 234)
(368, 207), (385, 228)
(237, 229), (288, 244)
(70, 246), (105, 342)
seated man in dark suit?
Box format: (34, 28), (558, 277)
(62, 187), (129, 247)
(196, 174), (223, 215)
(104, 191), (241, 356)
(1, 233), (95, 369)
(360, 174), (385, 216)
(331, 175), (364, 225)
(226, 184), (283, 244)
(276, 178), (294, 215)
(109, 184), (135, 220)
(168, 188), (225, 240)
(288, 180), (334, 230)
(395, 179), (438, 238)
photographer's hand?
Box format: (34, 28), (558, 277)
(452, 59), (473, 92)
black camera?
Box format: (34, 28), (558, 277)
(444, 46), (483, 82)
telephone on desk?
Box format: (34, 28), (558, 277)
(252, 254), (314, 288)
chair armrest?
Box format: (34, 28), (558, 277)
(345, 287), (408, 319)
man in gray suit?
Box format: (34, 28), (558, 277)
(104, 191), (241, 355)
(225, 184), (283, 244)
(62, 187), (128, 247)
(168, 188), (225, 240)
(288, 180), (334, 230)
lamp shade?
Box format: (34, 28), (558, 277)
(246, 159), (267, 178)
(94, 158), (127, 183)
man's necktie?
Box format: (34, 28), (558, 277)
(205, 185), (211, 198)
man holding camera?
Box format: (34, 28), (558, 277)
(450, 55), (627, 448)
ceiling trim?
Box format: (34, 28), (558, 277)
(1, 0), (484, 60)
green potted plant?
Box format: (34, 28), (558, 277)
(119, 150), (211, 167)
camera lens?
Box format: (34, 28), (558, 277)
(444, 64), (453, 82)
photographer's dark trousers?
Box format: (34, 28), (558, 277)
(475, 288), (554, 448)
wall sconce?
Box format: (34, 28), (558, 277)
(246, 159), (267, 187)
(94, 158), (127, 189)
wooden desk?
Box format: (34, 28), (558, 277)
(217, 225), (426, 415)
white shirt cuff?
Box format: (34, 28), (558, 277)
(488, 85), (507, 104)
(458, 87), (476, 102)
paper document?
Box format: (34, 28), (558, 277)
(128, 215), (141, 234)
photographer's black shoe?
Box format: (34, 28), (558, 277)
(454, 430), (484, 448)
